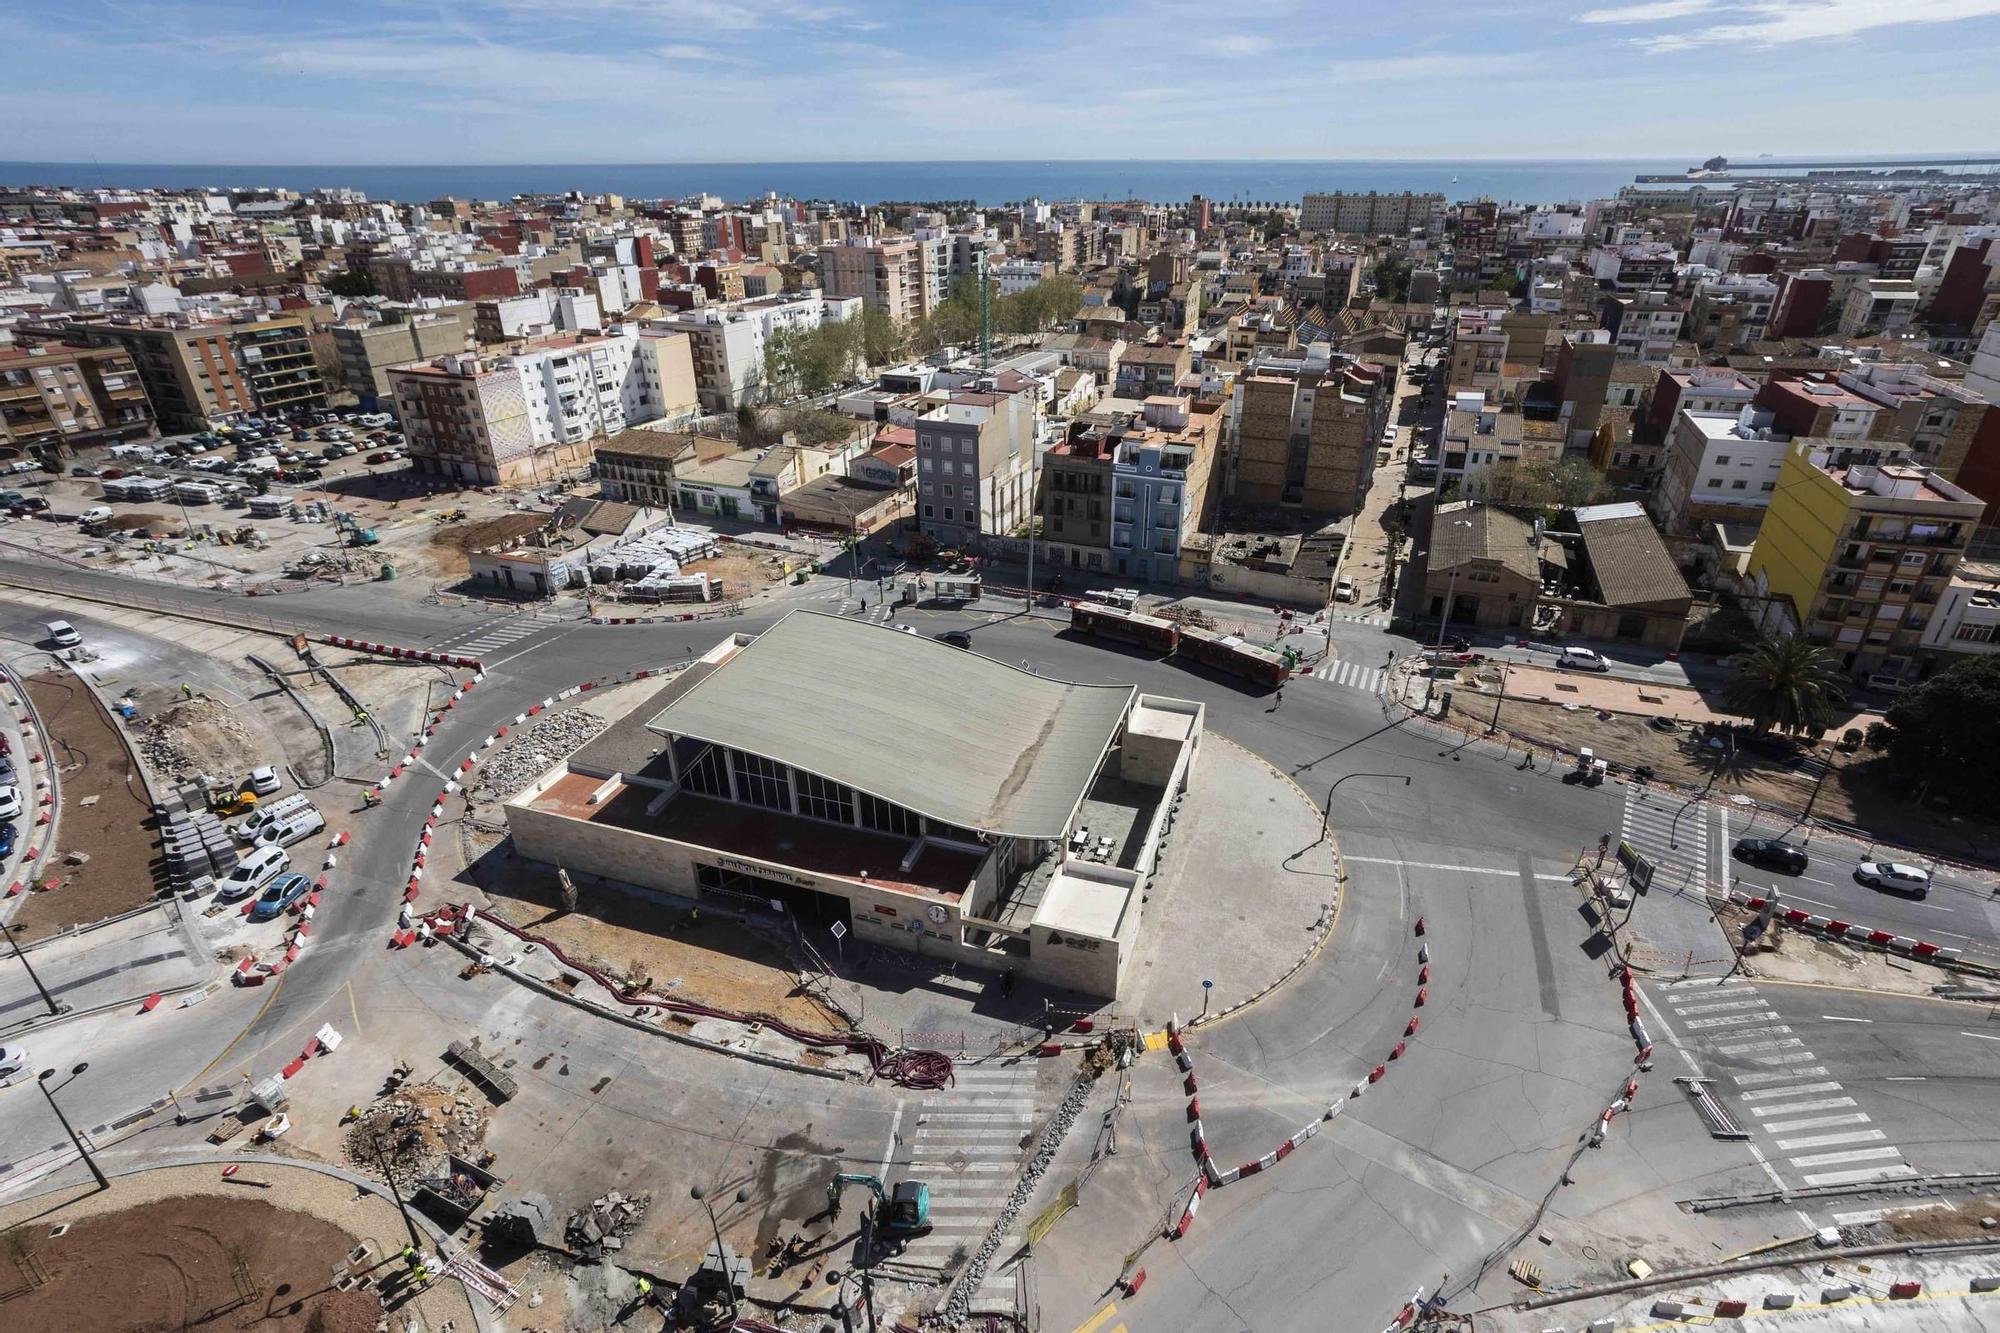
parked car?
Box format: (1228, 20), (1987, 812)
(0, 785), (21, 821)
(249, 871), (313, 921)
(215, 845), (291, 902)
(934, 629), (974, 649)
(245, 765), (283, 796)
(70, 465), (100, 477)
(100, 467), (126, 480)
(0, 823), (15, 858)
(0, 1044), (28, 1080)
(1732, 838), (1808, 873)
(366, 450), (393, 464)
(1855, 861), (1931, 897)
(1334, 576), (1357, 603)
(1557, 646), (1611, 672)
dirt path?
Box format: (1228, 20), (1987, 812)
(8, 672), (158, 943)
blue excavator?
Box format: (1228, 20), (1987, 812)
(827, 1173), (932, 1239)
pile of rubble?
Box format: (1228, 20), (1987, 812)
(564, 1190), (650, 1260)
(129, 695), (259, 782)
(474, 708), (609, 801)
(342, 1082), (490, 1182)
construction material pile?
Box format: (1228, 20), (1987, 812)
(564, 1190), (651, 1260)
(131, 695), (261, 782)
(342, 1082), (490, 1183)
(473, 708), (609, 801)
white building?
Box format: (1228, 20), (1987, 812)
(1651, 407), (1791, 535)
(655, 293), (855, 411)
(1968, 324), (2000, 402)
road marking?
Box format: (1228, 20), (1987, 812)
(1731, 1067), (1830, 1087)
(1341, 855), (1571, 881)
(1763, 1113), (1873, 1134)
(1745, 1051), (1822, 1066)
(1802, 1163), (1920, 1187)
(879, 1100), (904, 1179)
(1716, 1036), (1801, 1054)
(1832, 1201), (1955, 1226)
(1663, 978), (1756, 991)
(1671, 998), (1770, 1015)
(1821, 1016), (1873, 1024)
(1751, 1098), (1858, 1118)
(1777, 1129), (1887, 1151)
(1074, 1303), (1122, 1333)
(1636, 985), (1792, 1198)
(1680, 1011), (1781, 1028)
(1739, 1082), (1844, 1102)
(1788, 1145), (1903, 1168)
(1961, 1032), (2000, 1043)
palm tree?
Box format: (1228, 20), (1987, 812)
(1723, 637), (1848, 736)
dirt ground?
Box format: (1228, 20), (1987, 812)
(676, 548), (790, 600)
(8, 673), (159, 943)
(0, 1194), (383, 1333)
(471, 855), (852, 1033)
(1714, 900), (1956, 998)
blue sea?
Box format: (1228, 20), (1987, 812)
(0, 158), (1706, 207)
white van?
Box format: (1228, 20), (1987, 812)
(237, 793), (313, 843)
(216, 845), (291, 902)
(79, 506), (114, 526)
(254, 803), (326, 849)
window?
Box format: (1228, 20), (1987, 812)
(730, 750), (791, 812)
(796, 771), (854, 825)
(859, 791), (919, 837)
(1715, 455), (1730, 465)
(960, 439), (974, 456)
(1955, 623), (1996, 643)
(680, 743), (729, 799)
(942, 483), (955, 498)
(922, 503), (933, 518)
(1760, 482), (1775, 492)
(942, 507), (955, 521)
(1730, 479), (1747, 490)
(1707, 478), (1724, 488)
(1900, 552), (1927, 568)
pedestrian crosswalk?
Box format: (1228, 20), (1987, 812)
(900, 1064), (1038, 1310)
(1657, 980), (1918, 1190)
(435, 615), (546, 659)
(1330, 611), (1391, 627)
(1619, 784), (1709, 893)
(1303, 659), (1388, 694)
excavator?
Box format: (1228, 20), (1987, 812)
(826, 1173), (932, 1239)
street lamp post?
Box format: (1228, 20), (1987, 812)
(1423, 517), (1474, 710)
(37, 1063), (108, 1191)
(1290, 772), (1412, 862)
(1, 918), (62, 1017)
(690, 1183), (752, 1322)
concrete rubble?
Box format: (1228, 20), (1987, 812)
(341, 1083), (491, 1183)
(474, 708), (609, 801)
(564, 1190), (652, 1261)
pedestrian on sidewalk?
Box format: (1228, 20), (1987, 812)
(1268, 686), (1284, 713)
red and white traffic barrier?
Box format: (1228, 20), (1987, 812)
(1729, 891), (1967, 964)
(324, 634), (482, 671)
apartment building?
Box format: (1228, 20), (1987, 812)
(654, 294), (852, 411)
(1651, 407), (1793, 536)
(1298, 191), (1443, 237)
(1039, 397), (1222, 582)
(0, 341), (154, 455)
(1688, 275), (1777, 350)
(1114, 343), (1192, 399)
(820, 237), (929, 322)
(914, 389), (1037, 549)
(1445, 308), (1507, 395)
(1836, 362), (2000, 478)
(49, 315), (326, 431)
(1919, 578), (2000, 663)
(594, 426), (697, 508)
(1231, 345), (1388, 514)
(389, 329), (694, 485)
(1553, 331), (1616, 442)
(1749, 446), (1982, 685)
(1646, 367), (1758, 436)
(1438, 392), (1528, 492)
(1754, 376), (1884, 442)
(1838, 277), (1921, 336)
(331, 304), (476, 411)
(1599, 291), (1686, 364)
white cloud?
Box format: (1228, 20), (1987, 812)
(1208, 33), (1272, 57)
(1578, 0), (1717, 21)
(1624, 0), (2000, 50)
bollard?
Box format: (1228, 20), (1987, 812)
(1890, 1281), (1921, 1299)
(1715, 1299), (1747, 1317)
(1415, 987), (1427, 1007)
(1405, 1016), (1420, 1036)
(1414, 916), (1426, 936)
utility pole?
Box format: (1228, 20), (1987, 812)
(978, 250), (992, 371)
(1, 918), (61, 1017)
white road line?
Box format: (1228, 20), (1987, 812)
(1751, 1097), (1857, 1117)
(922, 1099), (1036, 1110)
(1745, 1051), (1821, 1066)
(1739, 1081), (1844, 1102)
(1788, 1145), (1904, 1169)
(1716, 1036), (1803, 1055)
(1777, 1129), (1887, 1152)
(1960, 1032), (2000, 1043)
(1731, 1067), (1831, 1088)
(1664, 978), (1754, 991)
(1635, 985), (1793, 1198)
(1820, 1016), (1873, 1024)
(1762, 1113), (1873, 1134)
(1671, 998), (1771, 1015)
(1831, 1201), (1955, 1226)
(1803, 1164), (1920, 1187)
(1340, 855), (1572, 881)
(1681, 1012), (1782, 1029)
(910, 1145), (1020, 1158)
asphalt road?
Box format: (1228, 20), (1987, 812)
(1, 558), (1996, 1333)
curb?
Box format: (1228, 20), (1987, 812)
(0, 664), (63, 923)
(1727, 889), (1982, 971)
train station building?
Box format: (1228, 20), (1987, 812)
(502, 611), (1203, 998)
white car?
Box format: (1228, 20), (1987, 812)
(1856, 861), (1931, 897)
(215, 845), (291, 903)
(0, 1044), (29, 1080)
(245, 765), (282, 796)
(1334, 576), (1357, 603)
(46, 620), (82, 648)
(0, 785), (20, 821)
(1557, 646), (1611, 672)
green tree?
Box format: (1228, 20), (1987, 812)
(778, 407), (863, 448)
(324, 267), (376, 297)
(762, 324), (805, 401)
(854, 306), (907, 366)
(1372, 256), (1412, 303)
(1879, 655), (2000, 802)
(1722, 637), (1849, 736)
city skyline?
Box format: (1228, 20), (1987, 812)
(8, 0), (2000, 164)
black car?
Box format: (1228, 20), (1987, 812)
(1733, 838), (1808, 873)
(934, 630), (973, 650)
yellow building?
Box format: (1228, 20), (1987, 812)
(1748, 441), (1983, 685)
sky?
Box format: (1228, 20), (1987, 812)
(6, 0), (2000, 164)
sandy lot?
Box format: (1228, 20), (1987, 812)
(8, 672), (159, 943)
(0, 1194), (383, 1333)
